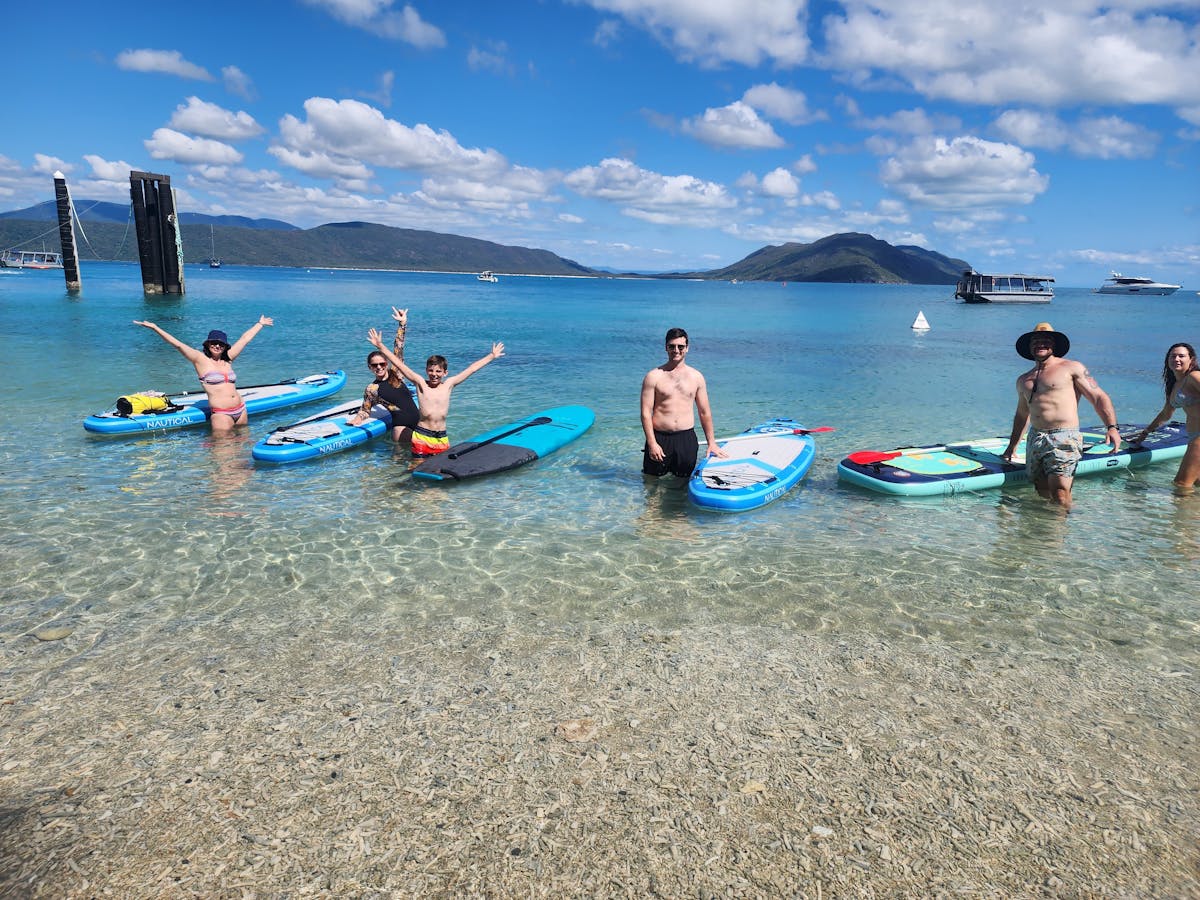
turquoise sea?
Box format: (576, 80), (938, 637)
(1, 264), (1197, 673)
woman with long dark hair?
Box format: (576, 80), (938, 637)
(1134, 342), (1200, 490)
(345, 306), (419, 446)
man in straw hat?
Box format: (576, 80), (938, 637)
(1002, 323), (1121, 509)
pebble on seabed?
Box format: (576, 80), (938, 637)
(33, 626), (74, 641)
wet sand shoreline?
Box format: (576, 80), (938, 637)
(2, 620), (1197, 897)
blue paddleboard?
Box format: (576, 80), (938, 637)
(688, 417), (818, 512)
(251, 383), (417, 463)
(83, 370), (348, 435)
(837, 422), (1191, 496)
(413, 405), (595, 481)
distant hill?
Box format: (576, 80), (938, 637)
(0, 199), (295, 231)
(0, 213), (594, 276)
(1, 200), (969, 281)
(686, 232), (969, 284)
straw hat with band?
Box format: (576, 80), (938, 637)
(1015, 322), (1069, 360)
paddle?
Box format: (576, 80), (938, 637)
(446, 417), (552, 459)
(269, 400), (363, 434)
(706, 426), (834, 445)
(168, 377), (300, 402)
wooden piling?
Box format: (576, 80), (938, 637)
(53, 172), (82, 292)
(129, 171), (186, 295)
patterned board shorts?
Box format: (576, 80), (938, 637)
(411, 425), (449, 457)
(1026, 428), (1083, 480)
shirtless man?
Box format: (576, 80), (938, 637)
(366, 328), (504, 457)
(640, 327), (727, 480)
(1001, 322), (1121, 509)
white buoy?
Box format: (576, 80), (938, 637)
(911, 310), (930, 331)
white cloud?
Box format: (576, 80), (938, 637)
(803, 190), (840, 211)
(468, 43), (511, 76)
(69, 155), (143, 201)
(276, 98), (509, 179)
(359, 71), (395, 108)
(820, 2), (1200, 107)
(169, 97), (265, 141)
(761, 167), (800, 198)
(792, 154), (817, 174)
(593, 19), (621, 48)
(115, 49), (213, 81)
(564, 157), (735, 225)
(879, 135), (1049, 209)
(268, 146), (374, 182)
(581, 0), (809, 67)
(33, 154), (72, 175)
(222, 66), (256, 101)
(993, 109), (1158, 159)
(742, 83), (825, 125)
(855, 107), (960, 136)
(84, 155), (138, 182)
(418, 165), (557, 207)
(682, 101), (785, 149)
(145, 128), (244, 166)
(301, 0), (445, 47)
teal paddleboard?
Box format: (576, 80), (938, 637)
(413, 405), (595, 481)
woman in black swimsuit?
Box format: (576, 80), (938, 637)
(346, 307), (419, 445)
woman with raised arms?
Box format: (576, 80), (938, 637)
(133, 316), (274, 431)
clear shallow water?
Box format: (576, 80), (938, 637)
(1, 264), (1197, 669)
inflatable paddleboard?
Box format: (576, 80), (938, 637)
(83, 370), (347, 435)
(251, 385), (417, 463)
(688, 417), (819, 512)
(837, 422), (1192, 497)
(413, 405), (595, 482)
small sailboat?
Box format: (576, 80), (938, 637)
(209, 225), (221, 269)
(911, 310), (930, 331)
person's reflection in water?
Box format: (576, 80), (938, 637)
(202, 431), (254, 513)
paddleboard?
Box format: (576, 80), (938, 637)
(837, 422), (1192, 497)
(251, 385), (417, 463)
(83, 370), (348, 435)
(688, 417), (818, 512)
(412, 405), (595, 482)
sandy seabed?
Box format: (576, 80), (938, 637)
(1, 618), (1197, 898)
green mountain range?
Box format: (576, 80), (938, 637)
(1, 201), (969, 283)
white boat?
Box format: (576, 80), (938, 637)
(477, 270), (498, 282)
(209, 225), (221, 269)
(955, 269), (1053, 304)
(1095, 272), (1179, 296)
(0, 248), (63, 269)
(911, 310), (930, 331)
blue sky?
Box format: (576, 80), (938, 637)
(2, 0), (1198, 285)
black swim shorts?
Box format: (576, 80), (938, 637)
(643, 428), (699, 478)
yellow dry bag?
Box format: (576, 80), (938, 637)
(116, 393), (170, 416)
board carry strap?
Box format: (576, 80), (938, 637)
(446, 417), (552, 459)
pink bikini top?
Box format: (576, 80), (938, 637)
(198, 370), (237, 385)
